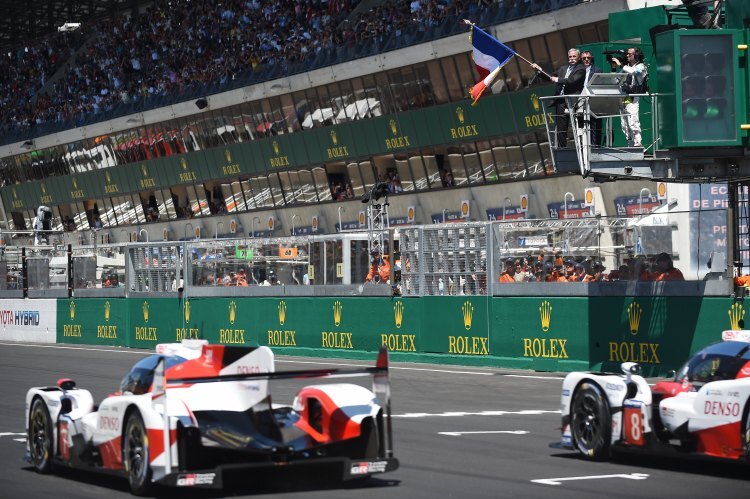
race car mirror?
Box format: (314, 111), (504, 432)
(665, 369), (675, 379)
(621, 362), (641, 377)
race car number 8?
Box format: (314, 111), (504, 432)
(630, 413), (641, 441)
(624, 406), (644, 446)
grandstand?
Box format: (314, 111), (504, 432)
(1, 0), (713, 279)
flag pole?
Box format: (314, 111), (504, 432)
(464, 19), (553, 79)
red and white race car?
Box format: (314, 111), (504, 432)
(25, 341), (397, 495)
(560, 330), (750, 462)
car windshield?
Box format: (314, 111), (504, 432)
(120, 355), (187, 394)
(674, 341), (750, 387)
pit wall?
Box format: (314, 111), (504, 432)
(48, 295), (744, 376)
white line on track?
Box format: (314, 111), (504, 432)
(13, 439), (25, 442)
(394, 409), (559, 418)
(0, 432), (25, 437)
(531, 473), (650, 486)
(439, 430), (529, 436)
(504, 374), (564, 380)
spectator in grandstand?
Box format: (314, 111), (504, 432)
(365, 249), (390, 283)
(553, 250), (563, 267)
(612, 47), (647, 147)
(578, 50), (603, 146)
(654, 252), (685, 281)
(444, 172), (456, 187)
(571, 263), (587, 282)
(531, 48), (585, 148)
(63, 216), (76, 232)
(589, 261), (606, 282)
(545, 263), (567, 282)
(236, 269), (248, 286)
(564, 259), (576, 280)
(499, 258), (516, 283)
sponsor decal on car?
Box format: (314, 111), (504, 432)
(350, 461), (388, 475)
(606, 383), (624, 391)
(561, 389), (570, 397)
(176, 473), (216, 486)
(704, 401), (740, 417)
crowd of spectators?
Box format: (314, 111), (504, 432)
(0, 0), (550, 140)
(0, 33), (83, 136)
(498, 251), (686, 283)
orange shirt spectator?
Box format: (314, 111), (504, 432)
(366, 254), (390, 283)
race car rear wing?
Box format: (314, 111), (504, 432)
(151, 346), (394, 473)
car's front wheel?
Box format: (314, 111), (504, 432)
(29, 398), (54, 474)
(571, 382), (612, 461)
(123, 411), (152, 496)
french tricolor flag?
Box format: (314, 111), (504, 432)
(468, 23), (516, 105)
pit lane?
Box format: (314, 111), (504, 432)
(0, 342), (747, 498)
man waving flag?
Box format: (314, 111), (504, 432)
(467, 22), (516, 105)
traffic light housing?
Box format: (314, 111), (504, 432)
(656, 30), (744, 148)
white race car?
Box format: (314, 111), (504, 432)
(560, 330), (750, 462)
(25, 341), (397, 495)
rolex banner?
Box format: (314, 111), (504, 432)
(58, 298), (127, 346)
(53, 295), (737, 376)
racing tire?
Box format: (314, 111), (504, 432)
(570, 382), (612, 461)
(29, 398), (54, 474)
(123, 411), (153, 496)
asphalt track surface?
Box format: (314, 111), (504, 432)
(1, 342), (749, 498)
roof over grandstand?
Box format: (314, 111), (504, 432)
(0, 0), (147, 50)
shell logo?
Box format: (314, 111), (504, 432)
(359, 211), (366, 227)
(461, 201), (470, 218)
(657, 182), (667, 200)
(520, 195), (528, 211)
(407, 206), (415, 223)
(585, 189), (594, 205)
(267, 217), (275, 231)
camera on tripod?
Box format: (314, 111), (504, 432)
(603, 49), (627, 64)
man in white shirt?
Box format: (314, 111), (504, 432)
(612, 47), (647, 147)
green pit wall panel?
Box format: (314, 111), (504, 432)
(56, 295), (744, 375)
(58, 298), (129, 347)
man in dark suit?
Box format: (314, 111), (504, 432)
(532, 49), (585, 148)
(579, 50), (603, 146)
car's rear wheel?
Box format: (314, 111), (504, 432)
(123, 411), (152, 496)
(29, 398), (54, 474)
(571, 382), (611, 461)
